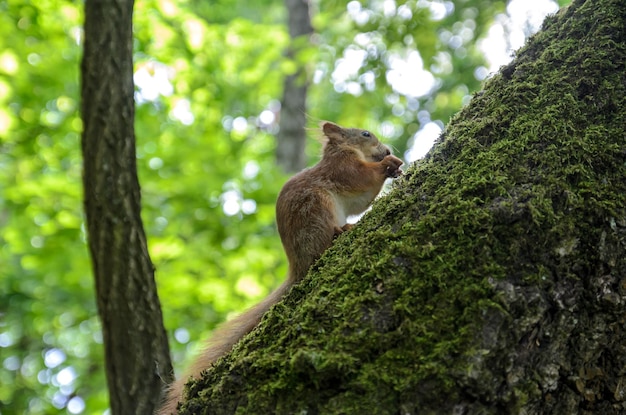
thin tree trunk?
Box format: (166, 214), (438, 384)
(81, 1), (173, 413)
(276, 0), (313, 173)
(178, 0), (626, 413)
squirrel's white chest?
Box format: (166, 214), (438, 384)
(329, 190), (378, 226)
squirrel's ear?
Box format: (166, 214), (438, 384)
(321, 122), (344, 142)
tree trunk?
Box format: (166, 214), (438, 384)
(179, 0), (626, 413)
(81, 1), (173, 414)
(276, 0), (313, 173)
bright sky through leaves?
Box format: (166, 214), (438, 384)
(405, 0), (560, 161)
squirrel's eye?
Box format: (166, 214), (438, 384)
(361, 131), (371, 138)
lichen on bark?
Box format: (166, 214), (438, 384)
(178, 0), (626, 413)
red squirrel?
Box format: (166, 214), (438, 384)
(158, 122), (403, 414)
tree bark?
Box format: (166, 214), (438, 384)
(276, 0), (313, 173)
(180, 0), (626, 413)
(81, 1), (173, 414)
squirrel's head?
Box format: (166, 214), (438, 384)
(321, 122), (392, 162)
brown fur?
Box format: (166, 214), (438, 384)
(157, 122), (402, 414)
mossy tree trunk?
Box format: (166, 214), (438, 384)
(81, 1), (173, 413)
(179, 0), (626, 413)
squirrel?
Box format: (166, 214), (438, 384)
(158, 122), (403, 414)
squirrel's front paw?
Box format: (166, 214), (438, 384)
(382, 155), (403, 178)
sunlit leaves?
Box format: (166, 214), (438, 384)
(0, 0), (96, 412)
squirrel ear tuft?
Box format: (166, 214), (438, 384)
(321, 122), (344, 140)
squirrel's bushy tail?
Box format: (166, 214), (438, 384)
(157, 280), (291, 415)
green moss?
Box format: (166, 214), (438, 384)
(179, 0), (626, 413)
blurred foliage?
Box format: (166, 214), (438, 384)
(0, 0), (570, 413)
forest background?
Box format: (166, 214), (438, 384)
(0, 0), (571, 413)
